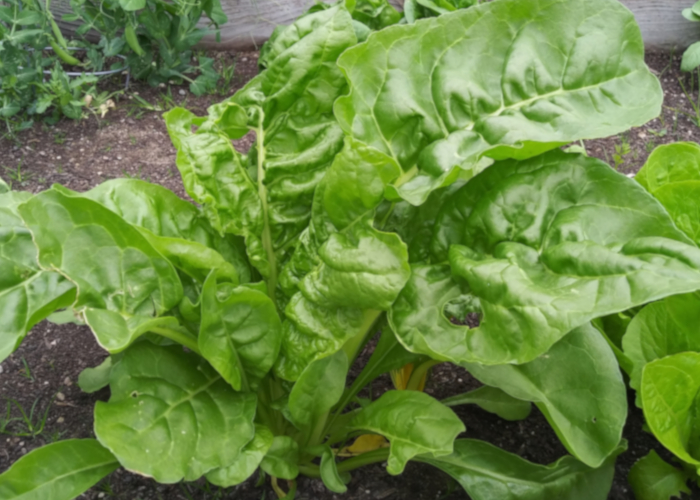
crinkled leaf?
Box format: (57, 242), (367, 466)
(78, 357), (112, 394)
(350, 390), (465, 475)
(289, 350), (348, 428)
(641, 352), (700, 469)
(260, 436), (299, 480)
(418, 439), (623, 500)
(429, 151), (700, 365)
(442, 385), (532, 421)
(274, 294), (372, 381)
(335, 0), (662, 204)
(0, 439), (118, 500)
(18, 188), (184, 353)
(94, 342), (257, 483)
(463, 323), (626, 468)
(84, 179), (251, 283)
(320, 445), (349, 493)
(622, 293), (700, 403)
(0, 191), (75, 363)
(628, 450), (691, 500)
(206, 425), (274, 487)
(199, 272), (282, 391)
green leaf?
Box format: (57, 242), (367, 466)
(94, 342), (257, 483)
(206, 425), (274, 487)
(418, 439), (624, 500)
(335, 0), (662, 204)
(628, 450), (691, 500)
(683, 8), (700, 22)
(77, 357), (112, 394)
(350, 390), (465, 475)
(0, 178), (8, 193)
(463, 323), (627, 468)
(18, 187), (184, 353)
(622, 293), (700, 402)
(641, 352), (700, 469)
(84, 179), (251, 283)
(654, 181), (700, 245)
(289, 350), (348, 428)
(320, 445), (348, 493)
(442, 386), (532, 421)
(260, 436), (299, 480)
(199, 272), (282, 391)
(434, 150), (700, 365)
(683, 42), (700, 72)
(0, 439), (118, 500)
(118, 0), (145, 11)
(636, 143), (700, 193)
(0, 191), (75, 363)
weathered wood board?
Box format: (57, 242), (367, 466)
(53, 0), (700, 51)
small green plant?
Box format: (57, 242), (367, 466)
(0, 397), (54, 438)
(216, 61), (237, 97)
(2, 161), (33, 189)
(19, 358), (33, 381)
(612, 135), (631, 170)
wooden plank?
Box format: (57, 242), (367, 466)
(52, 0), (700, 51)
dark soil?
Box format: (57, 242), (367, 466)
(1, 49), (700, 500)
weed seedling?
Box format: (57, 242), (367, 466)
(2, 160), (33, 188)
(0, 396), (55, 438)
(19, 357), (33, 381)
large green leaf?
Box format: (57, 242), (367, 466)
(418, 439), (623, 500)
(94, 342), (257, 483)
(18, 188), (184, 353)
(0, 191), (75, 363)
(350, 390), (465, 475)
(206, 425), (274, 487)
(628, 450), (691, 500)
(84, 179), (251, 283)
(641, 352), (700, 470)
(622, 293), (700, 400)
(0, 439), (118, 500)
(199, 272), (282, 391)
(335, 0), (662, 204)
(636, 143), (700, 245)
(288, 349), (348, 428)
(422, 151), (700, 365)
(463, 324), (627, 468)
(260, 436), (299, 480)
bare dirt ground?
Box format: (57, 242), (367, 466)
(1, 50), (699, 500)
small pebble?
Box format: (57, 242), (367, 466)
(179, 89), (186, 96)
(0, 365), (3, 374)
(56, 392), (65, 401)
(97, 171), (102, 175)
(21, 448), (27, 454)
(56, 156), (61, 160)
(57, 417), (65, 424)
(117, 156), (123, 161)
(98, 493), (105, 499)
(102, 156), (109, 161)
(39, 151), (46, 156)
(241, 57), (248, 62)
(64, 377), (72, 386)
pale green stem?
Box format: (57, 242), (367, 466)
(255, 109), (278, 302)
(149, 326), (201, 354)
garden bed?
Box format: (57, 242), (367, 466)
(1, 48), (699, 500)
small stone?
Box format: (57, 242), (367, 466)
(98, 493), (106, 499)
(117, 156), (123, 161)
(457, 378), (463, 382)
(637, 132), (647, 139)
(21, 448), (27, 454)
(19, 441), (24, 447)
(97, 171), (102, 175)
(79, 148), (84, 152)
(158, 83), (165, 88)
(57, 417), (65, 423)
(39, 151), (46, 156)
(178, 89), (186, 96)
(56, 156), (61, 160)
(0, 365), (3, 374)
(241, 57), (248, 62)
(64, 377), (72, 386)
(56, 392), (65, 401)
(103, 156), (109, 161)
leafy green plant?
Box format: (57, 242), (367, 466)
(1, 1), (697, 499)
(682, 3), (700, 72)
(64, 0), (228, 94)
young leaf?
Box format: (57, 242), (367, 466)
(683, 42), (700, 72)
(335, 0), (662, 204)
(77, 357), (112, 394)
(635, 142), (700, 193)
(199, 272), (282, 391)
(0, 191), (75, 363)
(628, 450), (691, 500)
(288, 350), (348, 428)
(206, 425), (274, 487)
(320, 446), (349, 493)
(433, 151), (700, 365)
(442, 385), (532, 422)
(622, 293), (700, 401)
(94, 342), (257, 483)
(463, 323), (626, 468)
(260, 436), (300, 480)
(350, 390), (465, 475)
(0, 439), (118, 500)
(641, 352), (700, 470)
(418, 439), (624, 500)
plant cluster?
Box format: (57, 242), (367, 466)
(1, 0), (700, 499)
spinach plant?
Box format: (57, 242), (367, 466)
(1, 1), (697, 499)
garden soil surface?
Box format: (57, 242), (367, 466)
(1, 50), (700, 500)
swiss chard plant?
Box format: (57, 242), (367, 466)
(1, 0), (698, 499)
